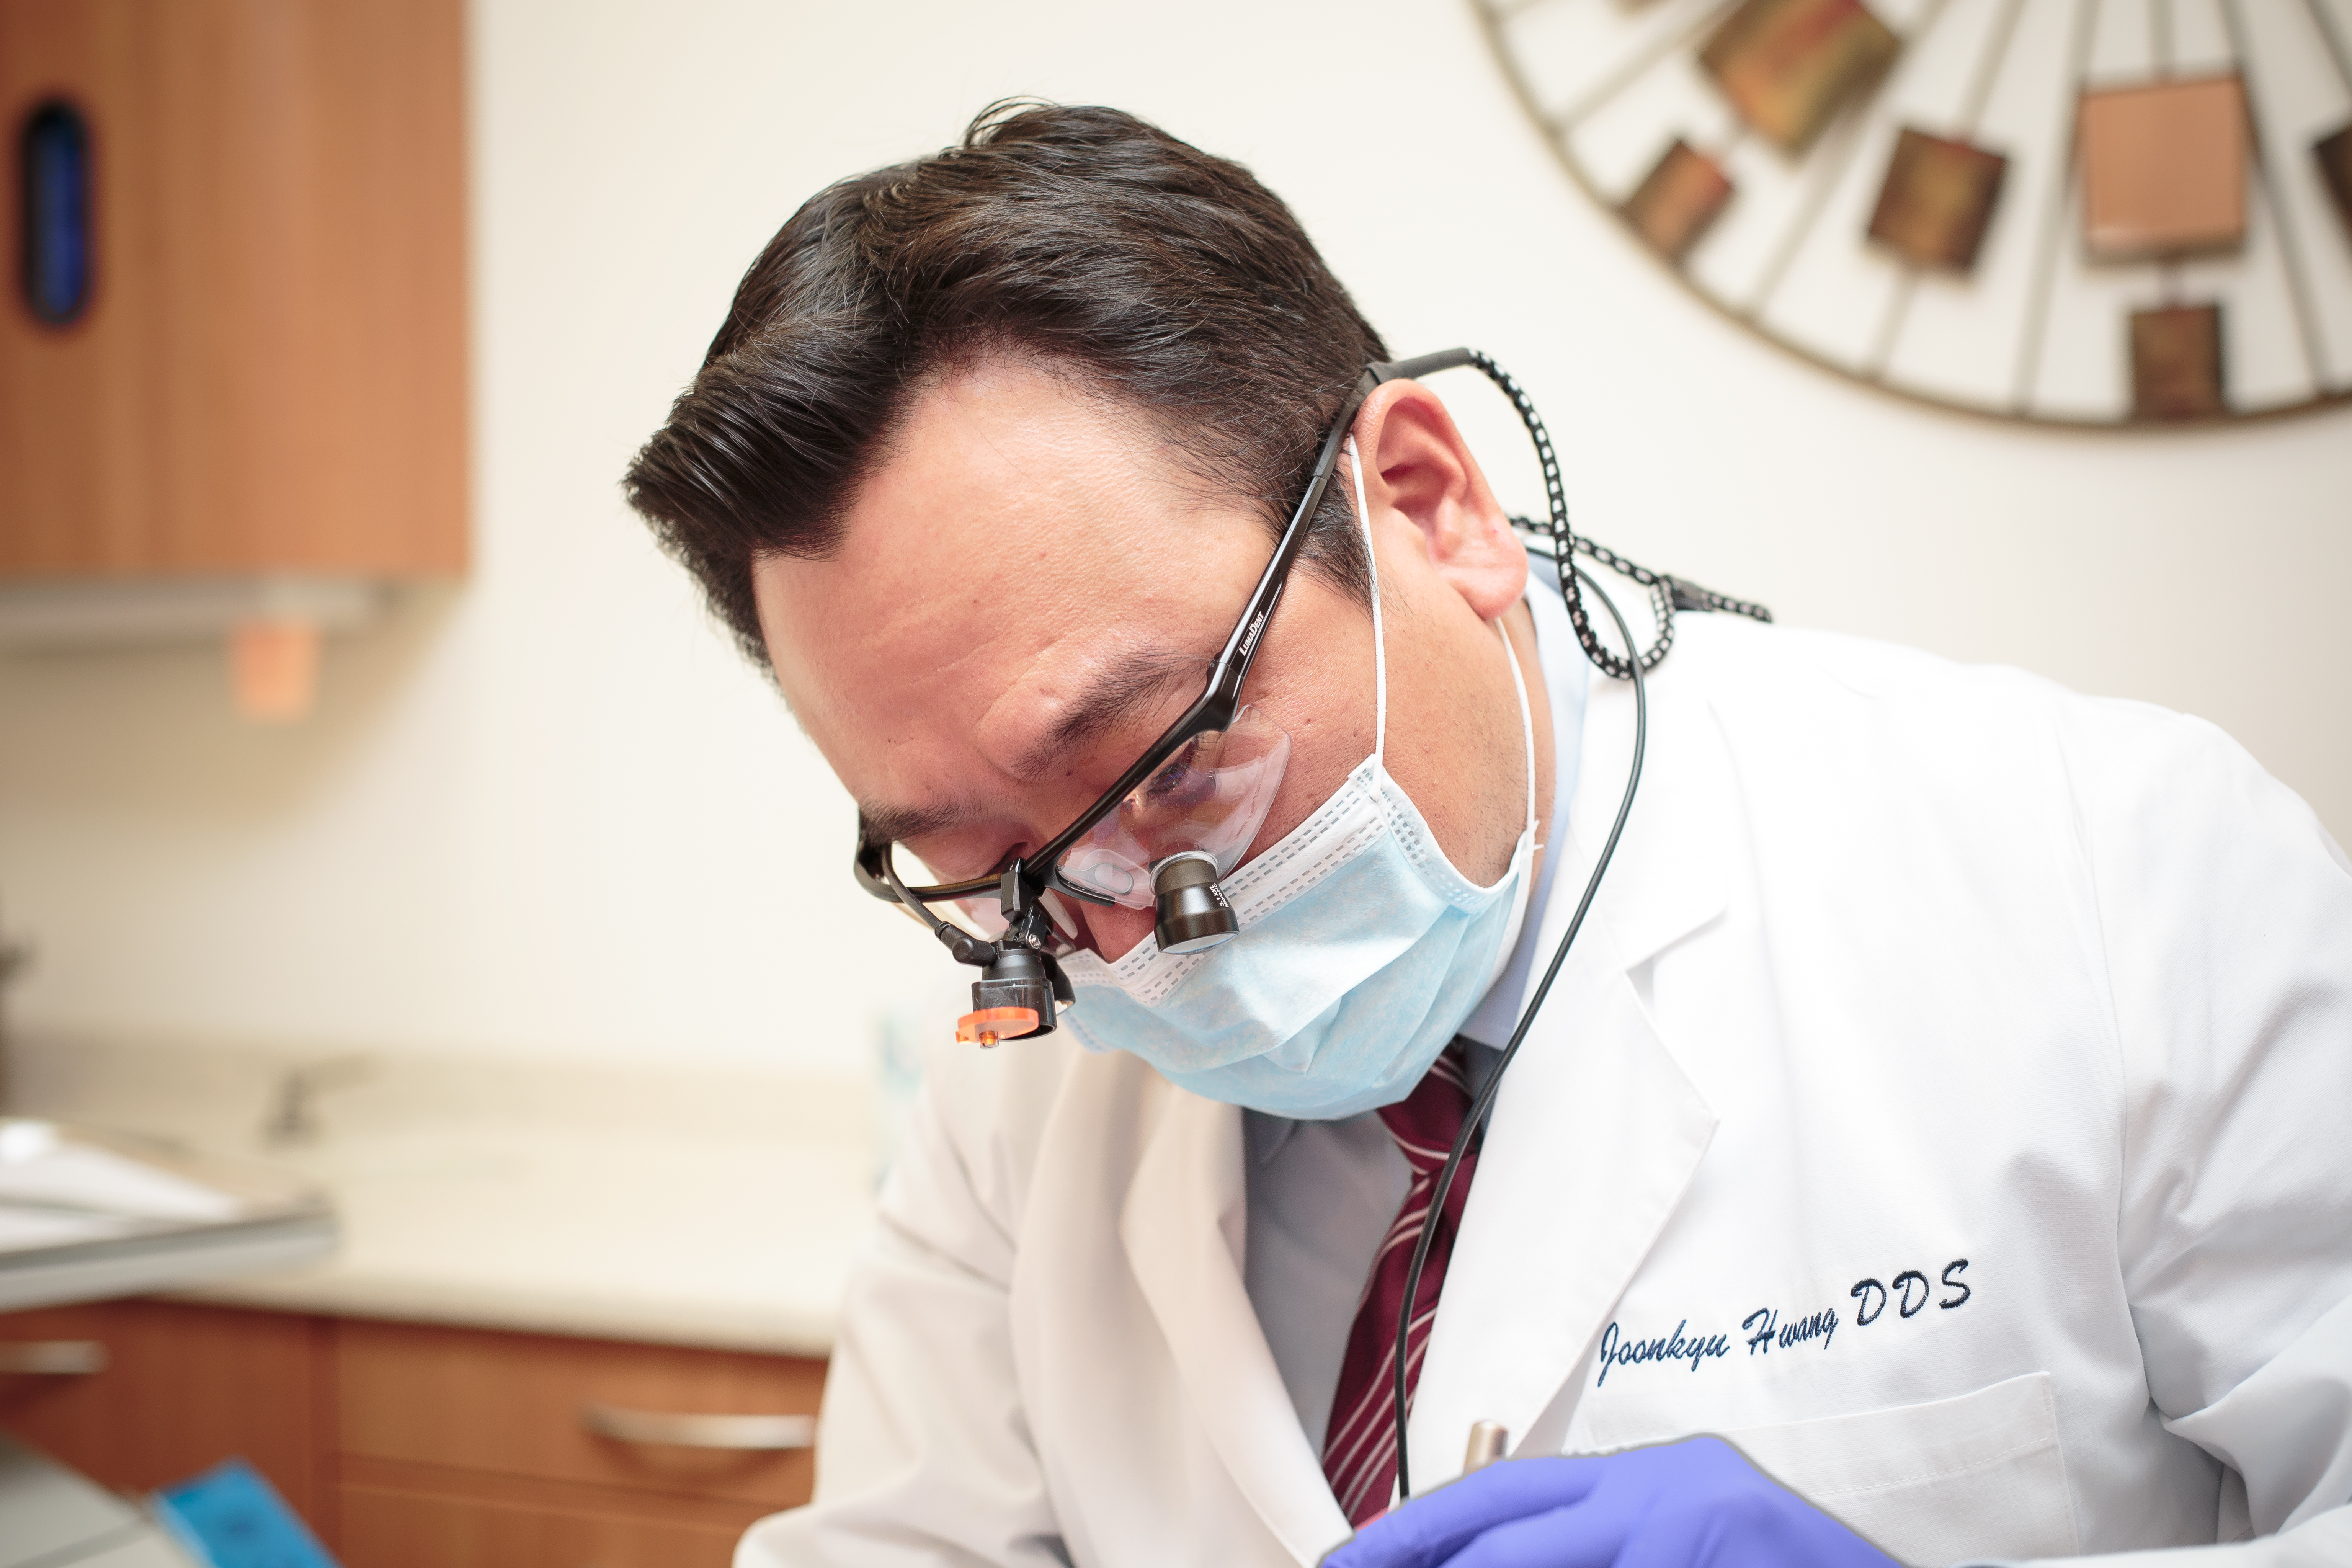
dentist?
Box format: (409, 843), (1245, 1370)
(624, 103), (2352, 1567)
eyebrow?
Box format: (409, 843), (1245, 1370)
(858, 644), (1210, 849)
(858, 797), (981, 850)
(1007, 644), (1209, 782)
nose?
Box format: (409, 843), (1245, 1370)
(1076, 900), (1160, 962)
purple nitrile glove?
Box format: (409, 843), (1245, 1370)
(1320, 1437), (1899, 1568)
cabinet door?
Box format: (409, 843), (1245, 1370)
(0, 0), (466, 577)
(0, 1300), (327, 1523)
(336, 1481), (753, 1568)
(336, 1320), (824, 1510)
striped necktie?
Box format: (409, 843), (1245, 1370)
(1319, 1040), (1482, 1527)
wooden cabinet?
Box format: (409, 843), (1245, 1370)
(334, 1486), (750, 1568)
(336, 1318), (822, 1508)
(0, 1298), (328, 1514)
(0, 1301), (825, 1568)
(332, 1320), (823, 1568)
(0, 0), (466, 578)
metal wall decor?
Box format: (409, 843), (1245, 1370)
(1478, 0), (2352, 425)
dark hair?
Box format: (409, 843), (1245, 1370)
(622, 101), (1387, 668)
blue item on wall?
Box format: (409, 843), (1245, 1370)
(151, 1459), (340, 1568)
(20, 101), (93, 326)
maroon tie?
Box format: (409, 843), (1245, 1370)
(1319, 1041), (1482, 1527)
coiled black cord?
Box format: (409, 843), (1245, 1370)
(1388, 557), (1647, 1506)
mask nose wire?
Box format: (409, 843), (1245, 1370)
(1344, 437), (1387, 764)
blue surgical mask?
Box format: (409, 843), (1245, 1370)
(1059, 441), (1539, 1119)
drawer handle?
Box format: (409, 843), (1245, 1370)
(0, 1341), (109, 1375)
(581, 1402), (814, 1450)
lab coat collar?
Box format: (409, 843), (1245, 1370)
(1122, 1088), (1353, 1563)
(1402, 652), (1729, 1486)
(1563, 638), (1732, 973)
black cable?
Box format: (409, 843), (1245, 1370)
(1388, 559), (1648, 1506)
(1438, 351), (1769, 665)
(1455, 350), (1676, 679)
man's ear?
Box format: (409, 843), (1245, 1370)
(1351, 381), (1527, 621)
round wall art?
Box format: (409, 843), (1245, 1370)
(1478, 0), (2352, 423)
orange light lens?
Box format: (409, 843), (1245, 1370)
(955, 1006), (1040, 1047)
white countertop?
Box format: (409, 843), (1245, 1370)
(7, 1033), (880, 1356)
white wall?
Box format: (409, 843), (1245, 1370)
(3, 0), (2347, 1074)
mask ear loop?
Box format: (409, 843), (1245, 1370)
(1346, 435), (1536, 842)
(1478, 616), (1542, 994)
(1497, 618), (1537, 842)
(1344, 437), (1387, 763)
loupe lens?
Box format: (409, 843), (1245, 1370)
(875, 844), (992, 934)
(1055, 706), (1290, 910)
(878, 844), (1082, 956)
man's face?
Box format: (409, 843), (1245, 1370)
(754, 356), (1544, 962)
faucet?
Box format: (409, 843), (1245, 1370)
(0, 920), (28, 1115)
(263, 1054), (374, 1147)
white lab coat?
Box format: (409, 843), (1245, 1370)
(740, 614), (2352, 1568)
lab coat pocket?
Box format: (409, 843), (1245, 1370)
(1715, 1372), (2077, 1567)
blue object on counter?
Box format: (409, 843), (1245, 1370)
(152, 1459), (341, 1568)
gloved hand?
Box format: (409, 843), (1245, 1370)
(1321, 1437), (1898, 1568)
